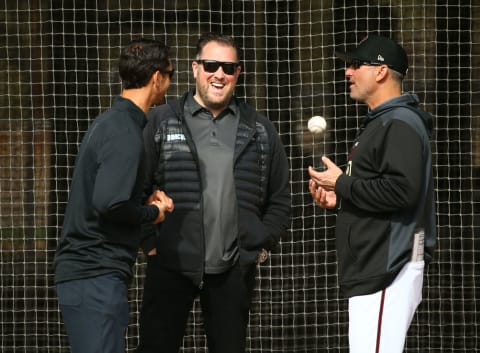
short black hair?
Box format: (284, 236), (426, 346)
(195, 32), (242, 62)
(119, 38), (171, 89)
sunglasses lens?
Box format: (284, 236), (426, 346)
(203, 61), (221, 73)
(351, 59), (361, 69)
(200, 60), (237, 75)
(221, 63), (235, 75)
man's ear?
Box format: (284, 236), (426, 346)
(152, 70), (163, 87)
(375, 65), (389, 82)
(192, 61), (199, 79)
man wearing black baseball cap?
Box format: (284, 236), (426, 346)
(308, 34), (436, 353)
(335, 34), (409, 76)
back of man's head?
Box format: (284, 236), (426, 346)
(119, 38), (171, 89)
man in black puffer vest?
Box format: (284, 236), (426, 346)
(137, 32), (291, 353)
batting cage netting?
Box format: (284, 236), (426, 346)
(1, 1), (479, 352)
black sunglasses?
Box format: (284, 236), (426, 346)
(161, 68), (175, 79)
(196, 60), (239, 75)
(350, 59), (384, 70)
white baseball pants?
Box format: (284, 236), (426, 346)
(348, 260), (425, 353)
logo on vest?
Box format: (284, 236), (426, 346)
(166, 134), (186, 142)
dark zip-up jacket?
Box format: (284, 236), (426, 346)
(334, 93), (436, 297)
(142, 90), (291, 285)
(54, 96), (159, 283)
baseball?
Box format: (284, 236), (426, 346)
(308, 115), (327, 134)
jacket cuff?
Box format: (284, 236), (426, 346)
(334, 173), (351, 199)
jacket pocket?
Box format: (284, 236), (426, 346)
(238, 210), (272, 251)
(335, 221), (357, 280)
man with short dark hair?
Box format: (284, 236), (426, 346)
(309, 34), (436, 353)
(54, 38), (174, 353)
(137, 32), (291, 353)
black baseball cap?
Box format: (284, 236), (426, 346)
(335, 35), (408, 76)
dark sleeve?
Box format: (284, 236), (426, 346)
(92, 130), (159, 225)
(335, 120), (424, 213)
(261, 123), (292, 248)
(103, 202), (159, 225)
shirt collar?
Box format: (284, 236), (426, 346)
(186, 90), (237, 118)
(113, 95), (148, 128)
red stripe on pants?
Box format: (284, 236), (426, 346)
(375, 289), (387, 353)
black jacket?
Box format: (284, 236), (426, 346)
(54, 96), (159, 283)
(142, 91), (291, 285)
(334, 93), (436, 297)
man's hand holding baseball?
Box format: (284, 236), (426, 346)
(308, 156), (343, 191)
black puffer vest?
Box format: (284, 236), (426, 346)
(144, 91), (280, 285)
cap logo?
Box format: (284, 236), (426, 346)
(377, 54), (384, 62)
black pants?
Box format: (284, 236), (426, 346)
(137, 257), (256, 353)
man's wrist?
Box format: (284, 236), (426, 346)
(257, 249), (269, 264)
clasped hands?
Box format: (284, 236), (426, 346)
(308, 156), (342, 209)
(147, 190), (174, 225)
